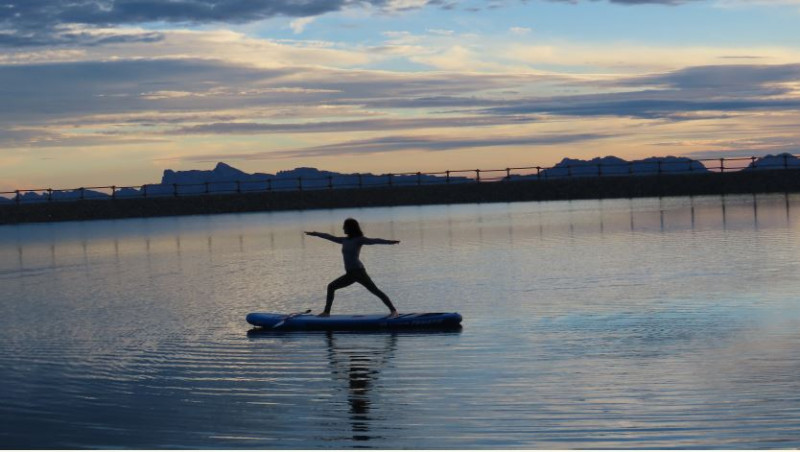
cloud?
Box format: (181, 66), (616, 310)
(369, 25), (800, 76)
(0, 127), (165, 148)
(3, 0), (374, 27)
(427, 28), (455, 36)
(484, 64), (800, 120)
(271, 132), (609, 158)
(488, 92), (800, 120)
(624, 63), (800, 92)
(2, 0), (750, 47)
(0, 25), (166, 47)
(504, 42), (800, 72)
(0, 54), (553, 151)
(4, 32), (800, 168)
(175, 131), (610, 163)
(1, 0), (435, 46)
(547, 0), (702, 4)
(1, 27), (375, 70)
(0, 58), (294, 123)
(0, 55), (548, 125)
(290, 17), (315, 34)
(7, 54), (800, 154)
(171, 115), (536, 135)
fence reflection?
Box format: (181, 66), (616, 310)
(4, 194), (795, 273)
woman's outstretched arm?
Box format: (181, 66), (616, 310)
(305, 231), (345, 244)
(362, 237), (401, 245)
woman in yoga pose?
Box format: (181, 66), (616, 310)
(305, 218), (400, 318)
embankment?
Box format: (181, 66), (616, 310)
(2, 169), (799, 225)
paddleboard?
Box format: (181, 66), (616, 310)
(246, 312), (462, 331)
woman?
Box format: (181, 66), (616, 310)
(305, 218), (400, 317)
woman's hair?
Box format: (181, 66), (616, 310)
(343, 218), (364, 238)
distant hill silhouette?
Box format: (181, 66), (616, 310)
(0, 187), (110, 204)
(3, 163), (472, 203)
(743, 153), (800, 171)
(3, 155), (799, 204)
(153, 163), (472, 195)
(509, 156), (709, 180)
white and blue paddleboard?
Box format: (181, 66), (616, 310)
(246, 312), (462, 331)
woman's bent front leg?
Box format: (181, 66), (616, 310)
(323, 273), (356, 315)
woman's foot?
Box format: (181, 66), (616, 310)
(318, 312), (330, 317)
(387, 311), (399, 318)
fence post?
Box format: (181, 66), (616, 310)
(536, 166), (541, 180)
(475, 169), (481, 183)
(506, 168), (511, 180)
(111, 186), (116, 200)
(720, 158), (725, 173)
(358, 174), (363, 188)
(173, 183), (178, 197)
(298, 177), (303, 191)
(784, 154), (789, 169)
(446, 170), (450, 184)
(142, 185), (148, 198)
(657, 160), (662, 175)
(15, 190), (20, 205)
(417, 172), (422, 186)
(328, 175), (333, 190)
(751, 156), (756, 170)
(80, 187), (85, 200)
(47, 188), (53, 202)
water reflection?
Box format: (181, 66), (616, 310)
(3, 195), (800, 448)
(3, 194), (798, 274)
(325, 332), (397, 443)
(244, 329), (460, 446)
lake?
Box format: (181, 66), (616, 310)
(2, 194), (800, 448)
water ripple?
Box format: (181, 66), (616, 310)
(2, 196), (800, 447)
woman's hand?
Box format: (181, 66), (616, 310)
(304, 231), (319, 237)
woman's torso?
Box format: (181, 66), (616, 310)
(341, 237), (365, 271)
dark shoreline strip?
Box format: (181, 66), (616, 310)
(2, 170), (799, 225)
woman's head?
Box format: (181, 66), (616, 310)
(343, 218), (364, 237)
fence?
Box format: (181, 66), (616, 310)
(2, 154), (798, 206)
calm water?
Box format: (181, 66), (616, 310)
(2, 195), (800, 448)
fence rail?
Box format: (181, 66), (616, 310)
(2, 154), (798, 206)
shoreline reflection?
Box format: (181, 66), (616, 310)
(3, 194), (798, 272)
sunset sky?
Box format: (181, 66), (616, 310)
(2, 0), (800, 191)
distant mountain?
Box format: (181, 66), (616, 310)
(510, 156), (709, 180)
(155, 163), (472, 194)
(4, 155), (799, 204)
(3, 163), (472, 203)
(743, 153), (800, 171)
(1, 188), (111, 204)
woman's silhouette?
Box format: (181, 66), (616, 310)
(305, 218), (400, 317)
